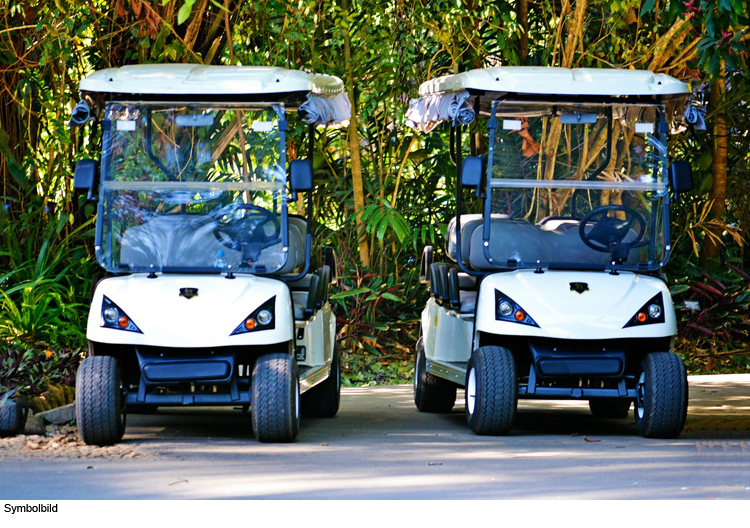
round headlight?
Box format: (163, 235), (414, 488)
(498, 300), (514, 317)
(647, 304), (662, 319)
(103, 306), (119, 324)
(256, 309), (273, 325)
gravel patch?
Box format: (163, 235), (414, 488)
(0, 424), (148, 460)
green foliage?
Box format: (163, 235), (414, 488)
(671, 261), (750, 373)
(0, 341), (83, 397)
(0, 0), (748, 387)
(0, 188), (93, 348)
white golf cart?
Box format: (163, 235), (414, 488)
(70, 65), (349, 444)
(407, 67), (694, 438)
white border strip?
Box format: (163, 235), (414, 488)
(102, 181), (285, 192)
(489, 178), (665, 191)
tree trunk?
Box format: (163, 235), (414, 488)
(342, 0), (370, 267)
(703, 71), (727, 266)
(517, 0), (529, 64)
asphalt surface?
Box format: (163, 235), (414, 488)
(2, 374), (749, 500)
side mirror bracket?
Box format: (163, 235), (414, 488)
(73, 159), (99, 202)
(668, 160), (693, 200)
(289, 159), (313, 200)
(460, 156), (485, 198)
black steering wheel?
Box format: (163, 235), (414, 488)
(213, 204), (281, 258)
(579, 205), (647, 253)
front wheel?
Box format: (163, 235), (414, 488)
(465, 346), (516, 435)
(302, 345), (341, 418)
(414, 339), (457, 413)
(76, 356), (126, 446)
(251, 353), (300, 442)
(635, 352), (688, 438)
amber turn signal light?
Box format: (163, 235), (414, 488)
(514, 310), (525, 322)
(244, 318), (256, 330)
(118, 316), (129, 328)
(636, 312), (647, 323)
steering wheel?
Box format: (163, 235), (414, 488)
(213, 204), (281, 258)
(578, 205), (646, 253)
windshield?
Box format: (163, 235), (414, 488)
(476, 101), (668, 272)
(97, 103), (289, 274)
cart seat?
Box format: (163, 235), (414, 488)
(120, 214), (307, 273)
(446, 214), (640, 270)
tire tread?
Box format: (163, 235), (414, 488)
(75, 356), (125, 446)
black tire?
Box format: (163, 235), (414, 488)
(414, 339), (457, 413)
(465, 346), (517, 435)
(251, 353), (300, 442)
(302, 345), (341, 418)
(0, 402), (26, 437)
(589, 398), (631, 419)
(76, 356), (126, 446)
(635, 352), (688, 438)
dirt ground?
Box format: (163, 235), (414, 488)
(0, 424), (147, 460)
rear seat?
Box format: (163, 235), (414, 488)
(429, 263), (477, 314)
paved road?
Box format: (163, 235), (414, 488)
(2, 374), (749, 499)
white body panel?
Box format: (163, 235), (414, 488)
(474, 270), (677, 342)
(87, 274), (294, 348)
(421, 298), (473, 363)
(80, 64), (344, 96)
(418, 66), (688, 97)
(296, 302), (336, 368)
(421, 270), (676, 368)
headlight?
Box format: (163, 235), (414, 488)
(498, 300), (514, 317)
(231, 296), (276, 336)
(100, 296), (142, 333)
(103, 306), (119, 324)
(624, 292), (665, 328)
(495, 290), (539, 327)
(256, 309), (273, 326)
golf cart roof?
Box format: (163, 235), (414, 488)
(80, 64), (345, 97)
(419, 66), (688, 98)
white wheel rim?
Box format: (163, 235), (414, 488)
(295, 383), (300, 423)
(414, 354), (421, 390)
(636, 372), (645, 419)
(467, 367), (476, 415)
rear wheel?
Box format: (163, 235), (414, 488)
(414, 339), (456, 413)
(635, 352), (688, 438)
(251, 353), (300, 442)
(76, 356), (126, 446)
(589, 398), (631, 419)
(302, 345), (341, 418)
(465, 346), (516, 435)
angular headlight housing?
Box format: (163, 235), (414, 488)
(495, 290), (539, 327)
(100, 296), (142, 333)
(624, 292), (665, 328)
(231, 296), (276, 336)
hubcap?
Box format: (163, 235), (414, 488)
(294, 383), (300, 423)
(414, 353), (421, 391)
(636, 372), (645, 419)
(467, 367), (477, 415)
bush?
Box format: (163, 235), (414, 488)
(670, 262), (750, 373)
(0, 341), (83, 398)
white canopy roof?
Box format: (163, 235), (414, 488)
(419, 66), (688, 97)
(80, 64), (344, 97)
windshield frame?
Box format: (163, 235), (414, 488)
(94, 101), (292, 275)
(454, 98), (672, 275)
